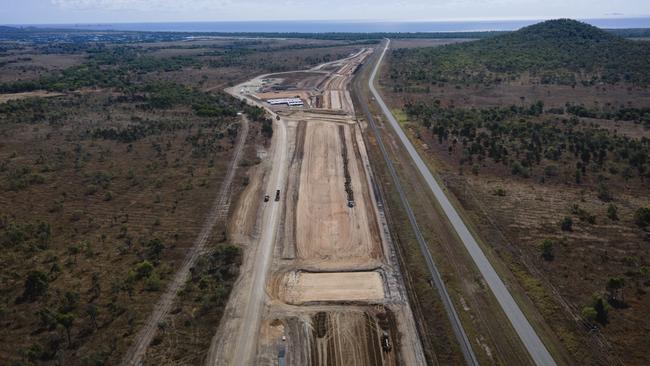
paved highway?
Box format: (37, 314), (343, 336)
(369, 39), (556, 366)
(355, 43), (478, 366)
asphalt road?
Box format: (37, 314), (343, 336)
(369, 39), (556, 366)
(354, 43), (478, 366)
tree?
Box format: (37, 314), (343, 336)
(21, 270), (49, 302)
(145, 238), (164, 264)
(86, 304), (99, 330)
(593, 296), (609, 325)
(90, 272), (101, 301)
(133, 260), (154, 279)
(560, 216), (573, 231)
(596, 182), (613, 202)
(634, 207), (650, 227)
(56, 312), (75, 347)
(539, 239), (554, 261)
(607, 204), (619, 221)
(583, 295), (610, 326)
(606, 277), (625, 304)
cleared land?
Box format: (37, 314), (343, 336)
(207, 47), (425, 366)
(296, 122), (382, 270)
(277, 271), (385, 304)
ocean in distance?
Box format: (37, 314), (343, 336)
(25, 18), (650, 33)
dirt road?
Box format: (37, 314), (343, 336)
(120, 116), (250, 366)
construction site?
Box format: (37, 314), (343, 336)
(206, 48), (426, 366)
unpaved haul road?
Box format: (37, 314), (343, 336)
(205, 105), (289, 366)
(370, 39), (556, 366)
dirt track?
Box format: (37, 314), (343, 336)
(120, 116), (250, 366)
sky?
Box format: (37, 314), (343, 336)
(1, 0), (649, 25)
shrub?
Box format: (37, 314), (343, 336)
(21, 270), (49, 302)
(70, 210), (84, 222)
(511, 161), (529, 177)
(607, 204), (619, 221)
(145, 238), (164, 263)
(133, 260), (154, 279)
(145, 273), (161, 292)
(539, 239), (554, 261)
(103, 191), (113, 201)
(596, 182), (613, 202)
(85, 184), (98, 195)
(634, 207), (650, 227)
(560, 216), (573, 231)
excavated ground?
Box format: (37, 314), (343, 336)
(209, 48), (425, 366)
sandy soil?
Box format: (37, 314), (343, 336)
(278, 271), (385, 304)
(0, 90), (64, 103)
(295, 122), (381, 270)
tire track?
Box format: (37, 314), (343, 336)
(120, 116), (250, 366)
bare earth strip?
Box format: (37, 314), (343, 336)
(120, 116), (250, 366)
(295, 122), (381, 270)
(278, 271), (385, 304)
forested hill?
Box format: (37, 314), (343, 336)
(390, 19), (650, 85)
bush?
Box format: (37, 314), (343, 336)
(21, 270), (49, 302)
(583, 295), (610, 325)
(145, 273), (161, 292)
(634, 207), (650, 227)
(104, 191), (113, 201)
(539, 239), (554, 261)
(597, 182), (613, 202)
(560, 216), (573, 231)
(511, 161), (529, 177)
(133, 260), (154, 279)
(85, 184), (98, 195)
(607, 204), (619, 221)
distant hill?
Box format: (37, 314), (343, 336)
(390, 19), (650, 85)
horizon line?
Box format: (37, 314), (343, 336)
(4, 15), (650, 27)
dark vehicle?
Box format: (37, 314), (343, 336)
(275, 190), (281, 202)
(264, 195), (270, 202)
(381, 333), (392, 352)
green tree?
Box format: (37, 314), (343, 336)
(133, 260), (154, 279)
(607, 204), (619, 221)
(539, 239), (554, 261)
(593, 296), (609, 325)
(560, 217), (573, 231)
(606, 277), (625, 304)
(86, 304), (99, 330)
(56, 312), (75, 346)
(634, 207), (650, 227)
(21, 270), (49, 302)
(145, 238), (164, 264)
